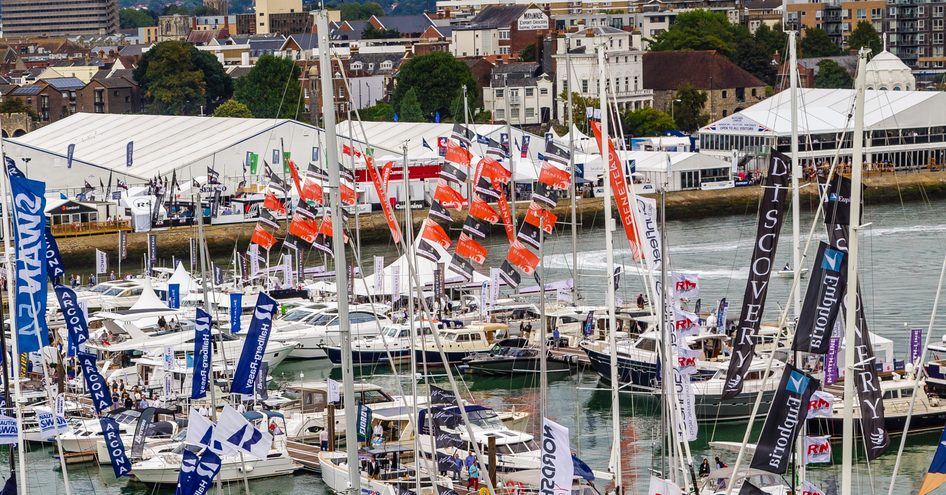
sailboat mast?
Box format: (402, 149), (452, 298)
(0, 139), (28, 495)
(316, 10), (360, 494)
(539, 217), (548, 418)
(402, 142), (422, 495)
(789, 31), (802, 319)
(567, 51), (579, 302)
(840, 48), (868, 495)
(349, 111), (361, 276)
(599, 44), (622, 493)
(195, 187), (228, 495)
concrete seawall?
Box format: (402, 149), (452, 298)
(55, 170), (946, 271)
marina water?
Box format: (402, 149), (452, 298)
(15, 197), (946, 494)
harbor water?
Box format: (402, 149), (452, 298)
(13, 197), (946, 494)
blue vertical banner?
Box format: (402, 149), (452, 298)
(175, 449), (199, 495)
(77, 352), (112, 413)
(54, 286), (89, 356)
(168, 283), (180, 309)
(126, 141), (134, 167)
(44, 228), (65, 283)
(230, 293), (277, 395)
(229, 293), (243, 334)
(66, 143), (75, 168)
(100, 417), (131, 477)
(183, 449), (222, 495)
(10, 175), (49, 354)
(191, 308), (212, 400)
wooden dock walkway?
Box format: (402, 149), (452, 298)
(549, 346), (591, 367)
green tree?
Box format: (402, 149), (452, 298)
(340, 2), (384, 20)
(362, 26), (400, 39)
(212, 99), (255, 118)
(648, 10), (745, 57)
(800, 27), (841, 57)
(134, 41), (233, 115)
(673, 84), (709, 133)
(119, 8), (157, 28)
(161, 4), (191, 15)
(734, 38), (777, 86)
(558, 91), (599, 132)
(359, 102), (395, 121)
(0, 98), (36, 118)
(519, 43), (536, 62)
(391, 52), (477, 120)
(233, 54), (303, 119)
(753, 23), (788, 58)
(397, 88), (425, 122)
(847, 20), (883, 55)
(814, 59), (853, 88)
(621, 107), (677, 137)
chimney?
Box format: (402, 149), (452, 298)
(224, 14), (230, 32)
(241, 51), (250, 65)
(192, 16), (198, 32)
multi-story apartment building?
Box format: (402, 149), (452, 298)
(0, 0), (119, 37)
(255, 0), (304, 34)
(483, 62), (554, 125)
(435, 0), (637, 22)
(451, 5), (553, 62)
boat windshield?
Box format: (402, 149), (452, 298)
(90, 284), (112, 293)
(104, 287), (126, 296)
(311, 313), (335, 326)
(499, 440), (538, 454)
(381, 326), (402, 338)
(464, 408), (504, 429)
(282, 309), (313, 322)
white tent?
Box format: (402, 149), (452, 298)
(556, 124), (597, 154)
(129, 279), (171, 312)
(159, 262), (199, 294)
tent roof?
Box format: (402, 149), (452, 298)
(700, 88), (946, 136)
(129, 279), (171, 312)
(163, 261), (198, 293)
(6, 113), (324, 180)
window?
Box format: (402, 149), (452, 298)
(380, 60), (392, 70)
(496, 108), (505, 119)
(540, 88), (548, 95)
(937, 5), (945, 17)
(721, 90), (728, 99)
(857, 8), (866, 18)
(888, 7), (897, 15)
(368, 63), (374, 70)
(526, 107), (535, 118)
(499, 29), (510, 40)
(511, 108), (519, 118)
(499, 46), (509, 55)
(525, 88), (534, 96)
(495, 88), (504, 98)
(751, 88), (757, 97)
(350, 61), (363, 70)
(919, 5), (925, 14)
(935, 18), (944, 30)
(681, 170), (701, 189)
(581, 79), (588, 93)
(871, 8), (881, 17)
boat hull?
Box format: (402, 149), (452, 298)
(132, 454), (300, 484)
(805, 409), (946, 437)
(462, 355), (572, 376)
(323, 345), (410, 366)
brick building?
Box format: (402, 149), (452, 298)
(77, 69), (141, 114)
(9, 77), (85, 123)
(643, 50), (768, 122)
(451, 4), (552, 62)
(0, 0), (119, 37)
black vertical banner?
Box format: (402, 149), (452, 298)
(723, 150), (791, 399)
(190, 238), (198, 272)
(238, 253), (249, 283)
(296, 246), (305, 283)
(147, 233), (157, 275)
(792, 241), (847, 354)
(750, 364), (819, 474)
(819, 174), (889, 460)
(213, 263), (223, 285)
(118, 230), (128, 260)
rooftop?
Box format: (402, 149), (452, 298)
(457, 5), (530, 30)
(643, 50), (766, 91)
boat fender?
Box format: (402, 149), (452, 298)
(932, 395), (940, 407)
(505, 480), (523, 494)
(569, 355), (578, 365)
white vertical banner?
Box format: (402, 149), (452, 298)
(540, 418), (573, 495)
(673, 346), (699, 442)
(327, 378), (340, 403)
(634, 196), (663, 270)
(374, 256), (384, 294)
(391, 264), (401, 301)
(489, 267), (501, 308)
(280, 254), (291, 288)
(479, 282), (488, 319)
(55, 393), (65, 417)
(95, 249), (108, 274)
(670, 272), (699, 300)
(804, 435), (832, 464)
(163, 346), (173, 371)
(249, 243), (260, 275)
